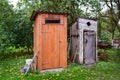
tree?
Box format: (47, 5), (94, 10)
(98, 11), (117, 40)
(97, 0), (120, 45)
(9, 1), (34, 53)
(0, 0), (105, 54)
(0, 0), (14, 53)
(12, 0), (102, 53)
(0, 0), (34, 53)
(104, 0), (120, 32)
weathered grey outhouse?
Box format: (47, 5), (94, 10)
(70, 17), (97, 65)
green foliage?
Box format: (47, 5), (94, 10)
(1, 0), (119, 56)
(0, 49), (120, 80)
(0, 46), (33, 60)
(0, 0), (14, 52)
(100, 31), (112, 42)
(97, 10), (120, 41)
(9, 11), (33, 49)
(3, 46), (29, 54)
(78, 0), (102, 17)
(114, 29), (120, 38)
(1, 0), (100, 54)
(97, 0), (120, 41)
(0, 0), (33, 53)
(105, 48), (120, 63)
(104, 0), (120, 32)
(98, 49), (108, 61)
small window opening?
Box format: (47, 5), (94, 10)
(86, 22), (91, 26)
(45, 19), (60, 24)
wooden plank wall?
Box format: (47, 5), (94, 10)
(34, 13), (67, 70)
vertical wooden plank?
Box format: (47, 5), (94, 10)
(50, 24), (56, 68)
(41, 14), (62, 70)
(41, 14), (51, 70)
(34, 13), (67, 70)
(59, 15), (67, 68)
(33, 17), (37, 70)
(34, 15), (40, 70)
(54, 24), (60, 68)
(33, 18), (36, 55)
(64, 15), (67, 68)
(38, 14), (42, 70)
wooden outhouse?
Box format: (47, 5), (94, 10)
(31, 11), (67, 70)
(70, 17), (97, 65)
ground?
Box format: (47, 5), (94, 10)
(0, 48), (120, 80)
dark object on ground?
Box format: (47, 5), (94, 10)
(98, 40), (112, 49)
(20, 65), (29, 73)
(20, 67), (25, 73)
(98, 52), (108, 61)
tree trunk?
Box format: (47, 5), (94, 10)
(27, 47), (30, 54)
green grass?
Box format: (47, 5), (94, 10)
(0, 48), (120, 80)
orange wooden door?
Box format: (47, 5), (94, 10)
(41, 24), (61, 70)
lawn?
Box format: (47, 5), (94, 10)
(0, 48), (120, 80)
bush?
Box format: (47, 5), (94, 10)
(0, 46), (33, 59)
(98, 49), (108, 61)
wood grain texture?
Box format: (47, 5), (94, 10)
(33, 13), (67, 70)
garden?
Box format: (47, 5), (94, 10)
(0, 48), (120, 80)
(0, 0), (120, 80)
